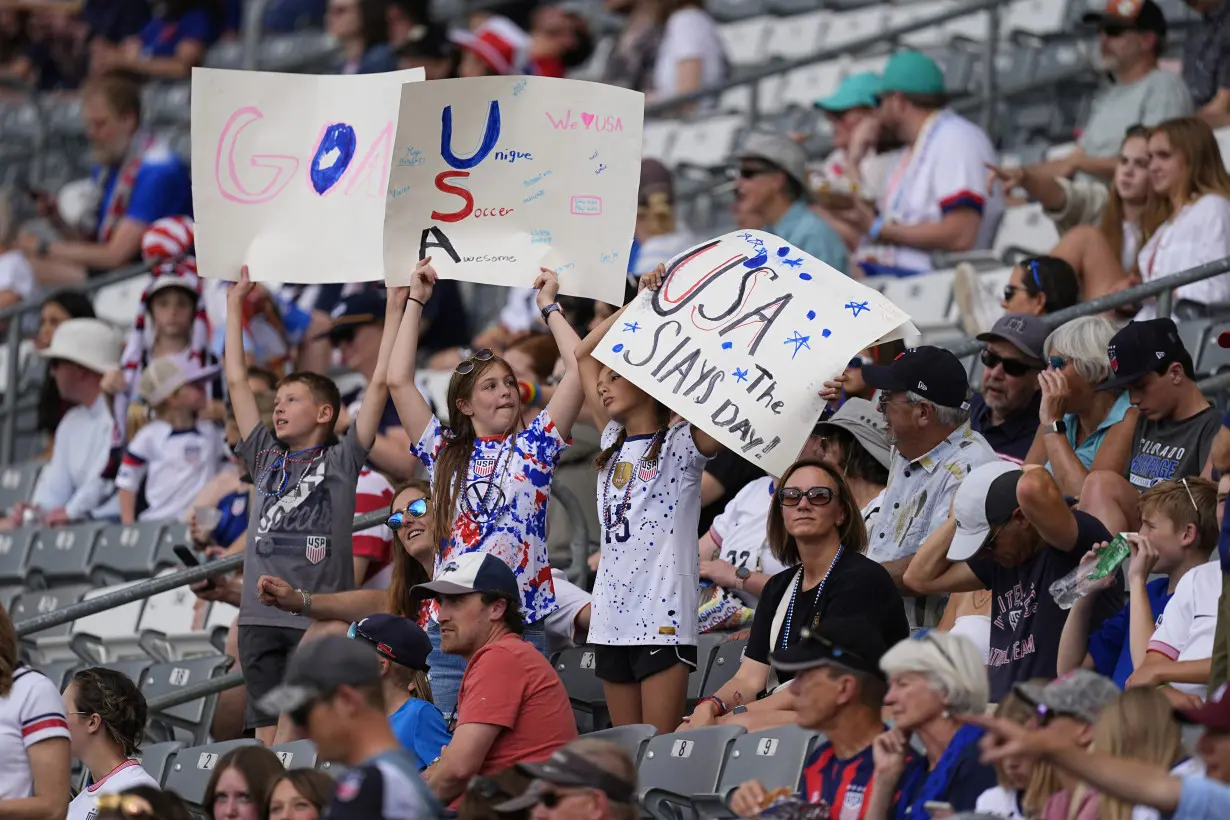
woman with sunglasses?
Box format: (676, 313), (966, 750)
(574, 266), (722, 733)
(863, 631), (996, 820)
(388, 259), (587, 719)
(1022, 317), (1137, 498)
(680, 459), (908, 732)
(63, 668), (158, 820)
(998, 256), (1081, 318)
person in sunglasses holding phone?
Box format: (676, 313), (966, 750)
(968, 314), (1048, 463)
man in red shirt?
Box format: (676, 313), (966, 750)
(414, 553), (577, 805)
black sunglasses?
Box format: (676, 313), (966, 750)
(778, 486), (835, 507)
(537, 788), (592, 809)
(735, 165), (777, 179)
(455, 348), (495, 375)
(981, 349), (1041, 378)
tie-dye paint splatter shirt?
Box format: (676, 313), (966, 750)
(412, 408), (568, 624)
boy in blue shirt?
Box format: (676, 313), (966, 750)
(349, 613), (452, 770)
(1058, 477), (1218, 689)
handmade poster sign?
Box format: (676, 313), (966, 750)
(593, 230), (916, 475)
(383, 76), (642, 305)
(190, 66), (425, 282)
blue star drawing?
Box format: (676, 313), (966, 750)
(784, 331), (811, 359)
(782, 257), (804, 268)
(738, 232), (756, 243)
(845, 300), (870, 317)
(622, 321), (640, 333)
(732, 367), (749, 383)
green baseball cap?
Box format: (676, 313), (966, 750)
(814, 72), (881, 112)
(876, 50), (946, 97)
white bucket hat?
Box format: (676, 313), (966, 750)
(40, 318), (122, 375)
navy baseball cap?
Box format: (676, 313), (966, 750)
(1099, 318), (1190, 391)
(861, 346), (972, 409)
(769, 616), (888, 680)
(413, 552), (520, 600)
(317, 291), (385, 342)
(350, 613), (432, 672)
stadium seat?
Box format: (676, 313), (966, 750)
(271, 739), (319, 769)
(778, 61), (849, 110)
(136, 571), (215, 661)
(1178, 318), (1214, 374)
(1198, 321), (1230, 375)
(555, 645), (610, 733)
(991, 203), (1060, 259)
(585, 724), (657, 765)
(691, 725), (823, 818)
(100, 657), (154, 685)
(93, 275), (152, 328)
(763, 12), (828, 61)
(10, 584), (93, 638)
(639, 725), (747, 820)
(26, 521), (102, 587)
(716, 17), (773, 68)
(688, 633), (728, 705)
(822, 7), (888, 50)
(0, 527), (33, 585)
(203, 40), (245, 69)
(700, 639), (746, 699)
(0, 459), (42, 516)
(142, 84), (191, 126)
(163, 739), (263, 806)
(879, 271), (956, 329)
(142, 655), (232, 746)
(642, 121), (680, 162)
(91, 522), (166, 584)
(32, 582), (146, 663)
(37, 658), (78, 690)
(154, 523), (193, 570)
(136, 741), (183, 786)
(668, 116), (745, 171)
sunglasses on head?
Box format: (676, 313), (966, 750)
(1036, 703), (1083, 726)
(387, 498), (429, 529)
(798, 627), (868, 666)
(455, 348), (495, 375)
(981, 349), (1041, 378)
(778, 486), (835, 507)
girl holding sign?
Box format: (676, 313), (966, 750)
(386, 258), (586, 719)
(576, 264), (723, 733)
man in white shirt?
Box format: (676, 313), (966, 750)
(844, 50), (1003, 277)
(5, 319), (122, 528)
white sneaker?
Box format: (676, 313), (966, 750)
(952, 263), (1002, 336)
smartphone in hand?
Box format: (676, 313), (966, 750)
(173, 544), (215, 591)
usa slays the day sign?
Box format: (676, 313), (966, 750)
(383, 76), (642, 305)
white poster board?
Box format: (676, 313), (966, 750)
(190, 66), (425, 282)
(593, 230), (916, 475)
(383, 76), (642, 305)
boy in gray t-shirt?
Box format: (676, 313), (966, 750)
(224, 269), (410, 743)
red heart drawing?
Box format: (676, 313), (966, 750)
(581, 112), (595, 128)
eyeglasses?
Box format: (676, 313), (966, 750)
(981, 350), (1041, 378)
(455, 348), (495, 375)
(95, 794), (154, 818)
(387, 498), (429, 529)
(877, 392), (920, 412)
(778, 486), (835, 507)
(910, 630), (959, 670)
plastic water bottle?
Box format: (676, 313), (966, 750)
(1049, 533), (1133, 610)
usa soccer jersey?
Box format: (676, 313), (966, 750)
(115, 419), (227, 521)
(799, 741), (915, 820)
(412, 408), (568, 624)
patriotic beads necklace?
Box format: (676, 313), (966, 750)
(255, 446), (325, 498)
(462, 434), (515, 520)
(780, 544), (844, 649)
(601, 428), (666, 529)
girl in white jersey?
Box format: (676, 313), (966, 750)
(387, 259), (586, 719)
(576, 265), (722, 732)
(63, 668), (158, 820)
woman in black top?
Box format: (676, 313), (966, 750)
(679, 458), (908, 732)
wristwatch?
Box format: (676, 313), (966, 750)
(735, 566), (751, 591)
(540, 302), (562, 325)
(1045, 419), (1067, 435)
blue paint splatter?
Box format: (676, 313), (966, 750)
(777, 246), (790, 257)
(822, 328), (832, 338)
(744, 251), (768, 269)
(733, 368), (749, 383)
(806, 310), (816, 320)
(799, 272), (812, 280)
(309, 124), (357, 195)
(845, 300), (870, 317)
(612, 343), (624, 353)
(622, 321), (640, 333)
(783, 257), (804, 268)
(784, 331), (811, 359)
(721, 341), (733, 350)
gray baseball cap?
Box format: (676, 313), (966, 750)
(257, 635), (382, 716)
(814, 397), (891, 470)
(976, 313), (1048, 363)
(737, 131), (809, 194)
(1013, 669), (1120, 724)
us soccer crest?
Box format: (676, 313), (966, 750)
(305, 536), (327, 564)
(612, 462), (633, 489)
(474, 458), (496, 477)
(638, 461), (660, 482)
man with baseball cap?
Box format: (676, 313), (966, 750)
(493, 737), (639, 818)
(904, 461), (1124, 700)
(349, 613), (452, 770)
(729, 618), (897, 819)
(1082, 318), (1218, 536)
(846, 50), (1001, 277)
(4, 318), (123, 528)
(732, 131), (848, 271)
(827, 345), (999, 627)
(257, 634), (442, 820)
(969, 314), (1047, 462)
(414, 553), (576, 806)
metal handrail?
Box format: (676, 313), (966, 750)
(147, 669), (244, 712)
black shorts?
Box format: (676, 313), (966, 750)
(237, 624), (304, 729)
(594, 644), (697, 684)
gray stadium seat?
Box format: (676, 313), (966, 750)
(38, 659), (79, 690)
(0, 460), (42, 515)
(639, 725), (747, 820)
(163, 739), (262, 807)
(10, 584), (93, 638)
(100, 658), (153, 686)
(27, 522), (102, 587)
(691, 725), (823, 817)
(555, 645), (610, 733)
(203, 40), (244, 69)
(271, 739), (319, 769)
(585, 724), (657, 765)
(0, 527), (33, 585)
(141, 655), (231, 746)
(142, 83), (191, 126)
(135, 741), (183, 786)
(701, 640), (747, 699)
(153, 523), (192, 570)
(688, 633), (728, 705)
(91, 522), (165, 583)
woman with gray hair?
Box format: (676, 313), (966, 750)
(863, 632), (997, 820)
(1022, 316), (1137, 498)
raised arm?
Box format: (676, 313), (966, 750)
(902, 518), (985, 595)
(224, 268), (261, 439)
(386, 259), (437, 443)
(1017, 467), (1080, 552)
(576, 278), (646, 431)
(353, 287), (408, 451)
(535, 268), (585, 440)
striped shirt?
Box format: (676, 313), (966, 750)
(0, 667), (69, 798)
(798, 740), (914, 820)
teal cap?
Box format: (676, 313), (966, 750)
(814, 72), (882, 112)
(876, 51), (946, 97)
